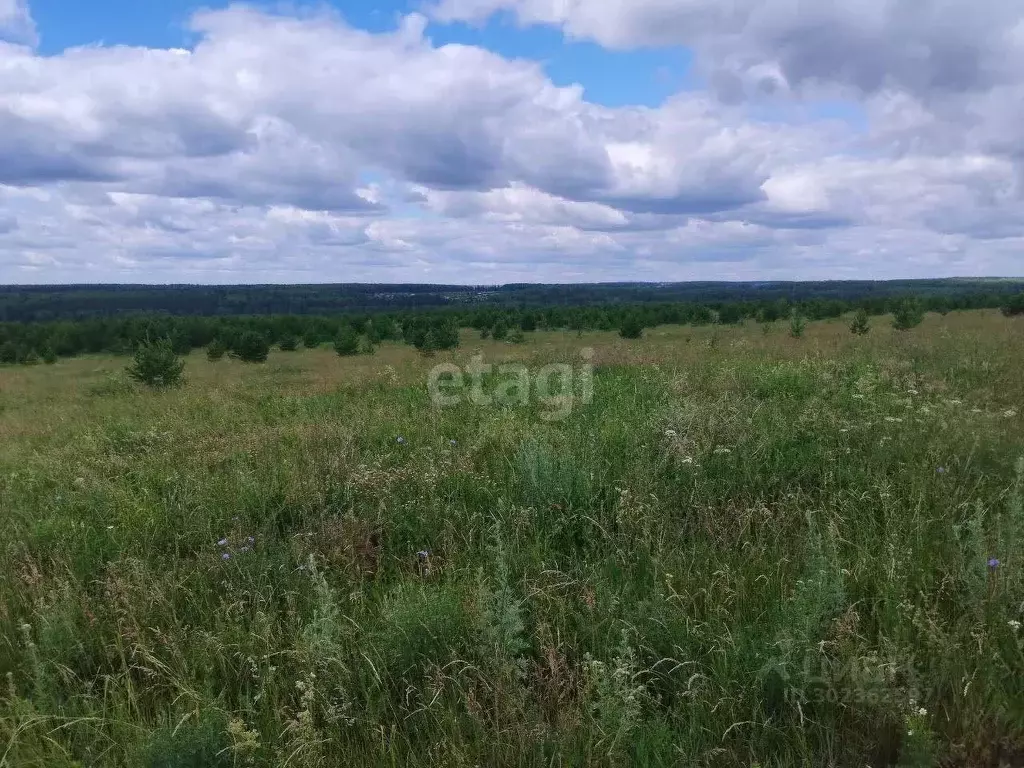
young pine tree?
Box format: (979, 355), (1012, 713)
(127, 339), (185, 387)
(850, 308), (870, 335)
(334, 326), (360, 356)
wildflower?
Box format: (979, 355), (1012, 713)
(988, 558), (1000, 569)
(218, 538), (229, 547)
(713, 447), (732, 455)
(222, 553), (231, 561)
(106, 525), (115, 530)
(947, 399), (962, 406)
(396, 436), (406, 444)
(884, 416), (903, 423)
(680, 456), (695, 465)
(937, 467), (946, 474)
(1004, 409), (1018, 418)
(1008, 620), (1021, 631)
(449, 439), (457, 446)
(240, 546), (251, 553)
(664, 429), (677, 438)
(247, 536), (255, 544)
(74, 477), (85, 485)
(417, 550), (430, 559)
(917, 707), (927, 717)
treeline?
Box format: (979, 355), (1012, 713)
(3, 279), (1024, 322)
(0, 290), (1022, 365)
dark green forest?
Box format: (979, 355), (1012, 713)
(0, 280), (1022, 364)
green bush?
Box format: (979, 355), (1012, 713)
(41, 345), (57, 365)
(278, 335), (299, 351)
(126, 339), (185, 387)
(334, 326), (360, 356)
(0, 341), (17, 364)
(893, 299), (925, 330)
(231, 332), (269, 363)
(789, 312), (807, 338)
(850, 308), (870, 335)
(619, 315), (644, 339)
(205, 339), (227, 361)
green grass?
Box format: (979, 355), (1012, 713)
(1, 312), (1023, 766)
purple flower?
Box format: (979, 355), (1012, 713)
(218, 538), (229, 547)
(417, 550), (429, 559)
(221, 553), (231, 561)
(936, 467), (946, 474)
(247, 536), (255, 544)
(240, 546), (252, 553)
(988, 558), (1000, 569)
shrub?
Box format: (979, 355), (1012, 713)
(893, 299), (924, 331)
(41, 345), (57, 365)
(850, 308), (870, 336)
(126, 339), (185, 387)
(419, 329), (439, 357)
(492, 321), (509, 341)
(302, 331), (321, 349)
(789, 312), (807, 338)
(334, 326), (360, 356)
(206, 339), (227, 361)
(231, 332), (270, 363)
(0, 341), (17, 364)
(22, 349), (40, 365)
(507, 329), (526, 344)
(619, 316), (644, 339)
(1001, 292), (1024, 317)
(279, 335), (299, 351)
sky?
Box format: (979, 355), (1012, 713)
(1, 0), (1023, 284)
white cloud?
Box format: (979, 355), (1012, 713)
(0, 0), (35, 46)
(0, 2), (1022, 282)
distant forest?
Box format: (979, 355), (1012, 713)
(2, 279), (1024, 322)
(0, 280), (1022, 364)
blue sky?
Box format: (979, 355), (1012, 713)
(1, 0), (1022, 283)
(29, 0), (695, 107)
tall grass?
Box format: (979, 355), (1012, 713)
(0, 312), (1022, 766)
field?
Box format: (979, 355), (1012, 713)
(1, 311), (1022, 767)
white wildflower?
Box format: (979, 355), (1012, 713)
(713, 447), (732, 455)
(1009, 620), (1022, 631)
(884, 416), (903, 423)
(1004, 409), (1018, 418)
(917, 707), (927, 717)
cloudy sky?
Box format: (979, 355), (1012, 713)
(1, 0), (1022, 284)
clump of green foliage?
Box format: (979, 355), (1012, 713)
(619, 315), (644, 339)
(126, 338), (185, 387)
(334, 326), (360, 356)
(231, 332), (270, 363)
(850, 308), (870, 335)
(278, 335), (299, 352)
(206, 339), (227, 361)
(893, 299), (925, 330)
(789, 311), (807, 338)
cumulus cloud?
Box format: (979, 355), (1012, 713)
(0, 1), (1023, 282)
(0, 0), (35, 45)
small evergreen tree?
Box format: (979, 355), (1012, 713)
(334, 326), (360, 356)
(232, 332), (270, 363)
(0, 341), (17, 364)
(419, 329), (439, 357)
(206, 339), (227, 361)
(619, 315), (644, 339)
(850, 308), (870, 336)
(302, 330), (321, 349)
(127, 339), (185, 387)
(491, 321), (509, 341)
(789, 311), (807, 339)
(41, 345), (57, 365)
(434, 321), (460, 350)
(893, 299), (924, 331)
(279, 335), (299, 351)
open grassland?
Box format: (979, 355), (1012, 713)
(1, 312), (1023, 767)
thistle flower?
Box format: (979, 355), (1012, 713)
(222, 553), (231, 561)
(396, 436), (406, 444)
(218, 538), (228, 547)
(988, 558), (1000, 569)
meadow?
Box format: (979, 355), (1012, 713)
(0, 311), (1022, 767)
